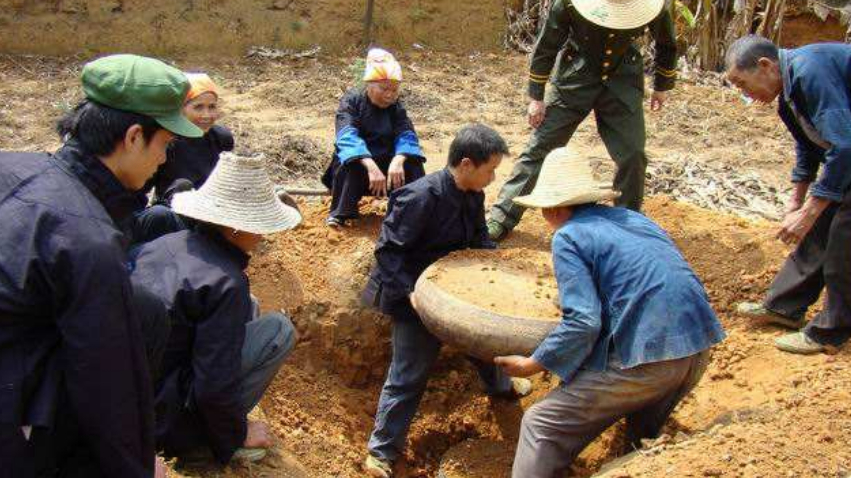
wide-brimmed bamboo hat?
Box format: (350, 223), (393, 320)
(514, 147), (620, 209)
(573, 0), (666, 30)
(171, 153), (302, 234)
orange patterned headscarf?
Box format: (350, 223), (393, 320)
(362, 49), (403, 83)
(184, 72), (218, 103)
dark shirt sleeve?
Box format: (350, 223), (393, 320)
(531, 232), (602, 383)
(334, 92), (371, 164)
(391, 103), (425, 160)
(797, 73), (851, 201)
(190, 284), (251, 464)
(210, 125), (235, 153)
(528, 0), (572, 100)
(778, 99), (823, 184)
(375, 187), (436, 297)
(53, 232), (155, 478)
(649, 6), (678, 92)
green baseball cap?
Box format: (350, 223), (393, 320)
(81, 54), (203, 138)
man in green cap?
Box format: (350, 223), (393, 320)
(0, 54), (201, 478)
(487, 0), (678, 241)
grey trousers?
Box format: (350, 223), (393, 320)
(512, 351), (709, 478)
(489, 90), (647, 232)
(367, 301), (514, 463)
(764, 190), (851, 347)
(239, 311), (297, 416)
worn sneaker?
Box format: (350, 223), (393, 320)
(326, 216), (345, 228)
(487, 221), (508, 242)
(233, 447), (268, 463)
(511, 377), (533, 397)
(736, 302), (805, 329)
(775, 332), (836, 355)
(364, 454), (393, 478)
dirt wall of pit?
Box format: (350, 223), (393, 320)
(0, 0), (508, 58)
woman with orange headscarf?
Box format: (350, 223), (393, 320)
(320, 48), (427, 227)
(131, 73), (236, 244)
(149, 72), (235, 204)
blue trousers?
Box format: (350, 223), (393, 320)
(367, 302), (513, 462)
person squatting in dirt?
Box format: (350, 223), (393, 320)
(321, 48), (427, 228)
(0, 54), (204, 478)
(493, 147), (726, 478)
(726, 35), (851, 355)
(485, 0), (678, 242)
(130, 72), (236, 245)
(360, 124), (533, 478)
(129, 153), (302, 467)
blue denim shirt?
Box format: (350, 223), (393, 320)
(778, 44), (851, 202)
(531, 205), (725, 383)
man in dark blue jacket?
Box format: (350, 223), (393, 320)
(361, 124), (530, 478)
(726, 36), (851, 354)
(0, 54), (202, 478)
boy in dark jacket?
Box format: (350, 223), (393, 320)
(361, 124), (530, 478)
(0, 54), (202, 478)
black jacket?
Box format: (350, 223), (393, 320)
(146, 125), (234, 204)
(129, 228), (252, 464)
(362, 168), (494, 314)
(0, 142), (156, 477)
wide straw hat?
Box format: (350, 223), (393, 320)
(573, 0), (666, 30)
(514, 147), (620, 209)
(171, 153), (302, 234)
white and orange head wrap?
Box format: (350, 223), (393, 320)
(362, 49), (403, 83)
(184, 72), (219, 103)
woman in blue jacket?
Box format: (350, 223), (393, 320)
(321, 48), (426, 227)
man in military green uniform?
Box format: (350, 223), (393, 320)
(487, 0), (678, 241)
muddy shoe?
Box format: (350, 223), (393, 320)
(326, 216), (345, 228)
(736, 302), (804, 329)
(233, 447), (268, 463)
(511, 377), (533, 397)
(487, 221), (508, 242)
(364, 455), (393, 478)
(775, 332), (836, 355)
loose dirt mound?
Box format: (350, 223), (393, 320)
(0, 0), (508, 57)
(241, 194), (850, 478)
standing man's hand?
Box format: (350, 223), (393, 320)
(777, 196), (830, 245)
(650, 91), (668, 112)
(387, 155), (407, 191)
(494, 355), (545, 378)
(361, 157), (388, 198)
(528, 100), (546, 129)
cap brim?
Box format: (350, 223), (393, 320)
(156, 112), (204, 138)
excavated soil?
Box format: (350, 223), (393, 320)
(1, 52), (849, 478)
(426, 249), (560, 321)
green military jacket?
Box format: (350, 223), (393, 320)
(528, 0), (677, 111)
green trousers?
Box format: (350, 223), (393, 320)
(489, 88), (647, 231)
